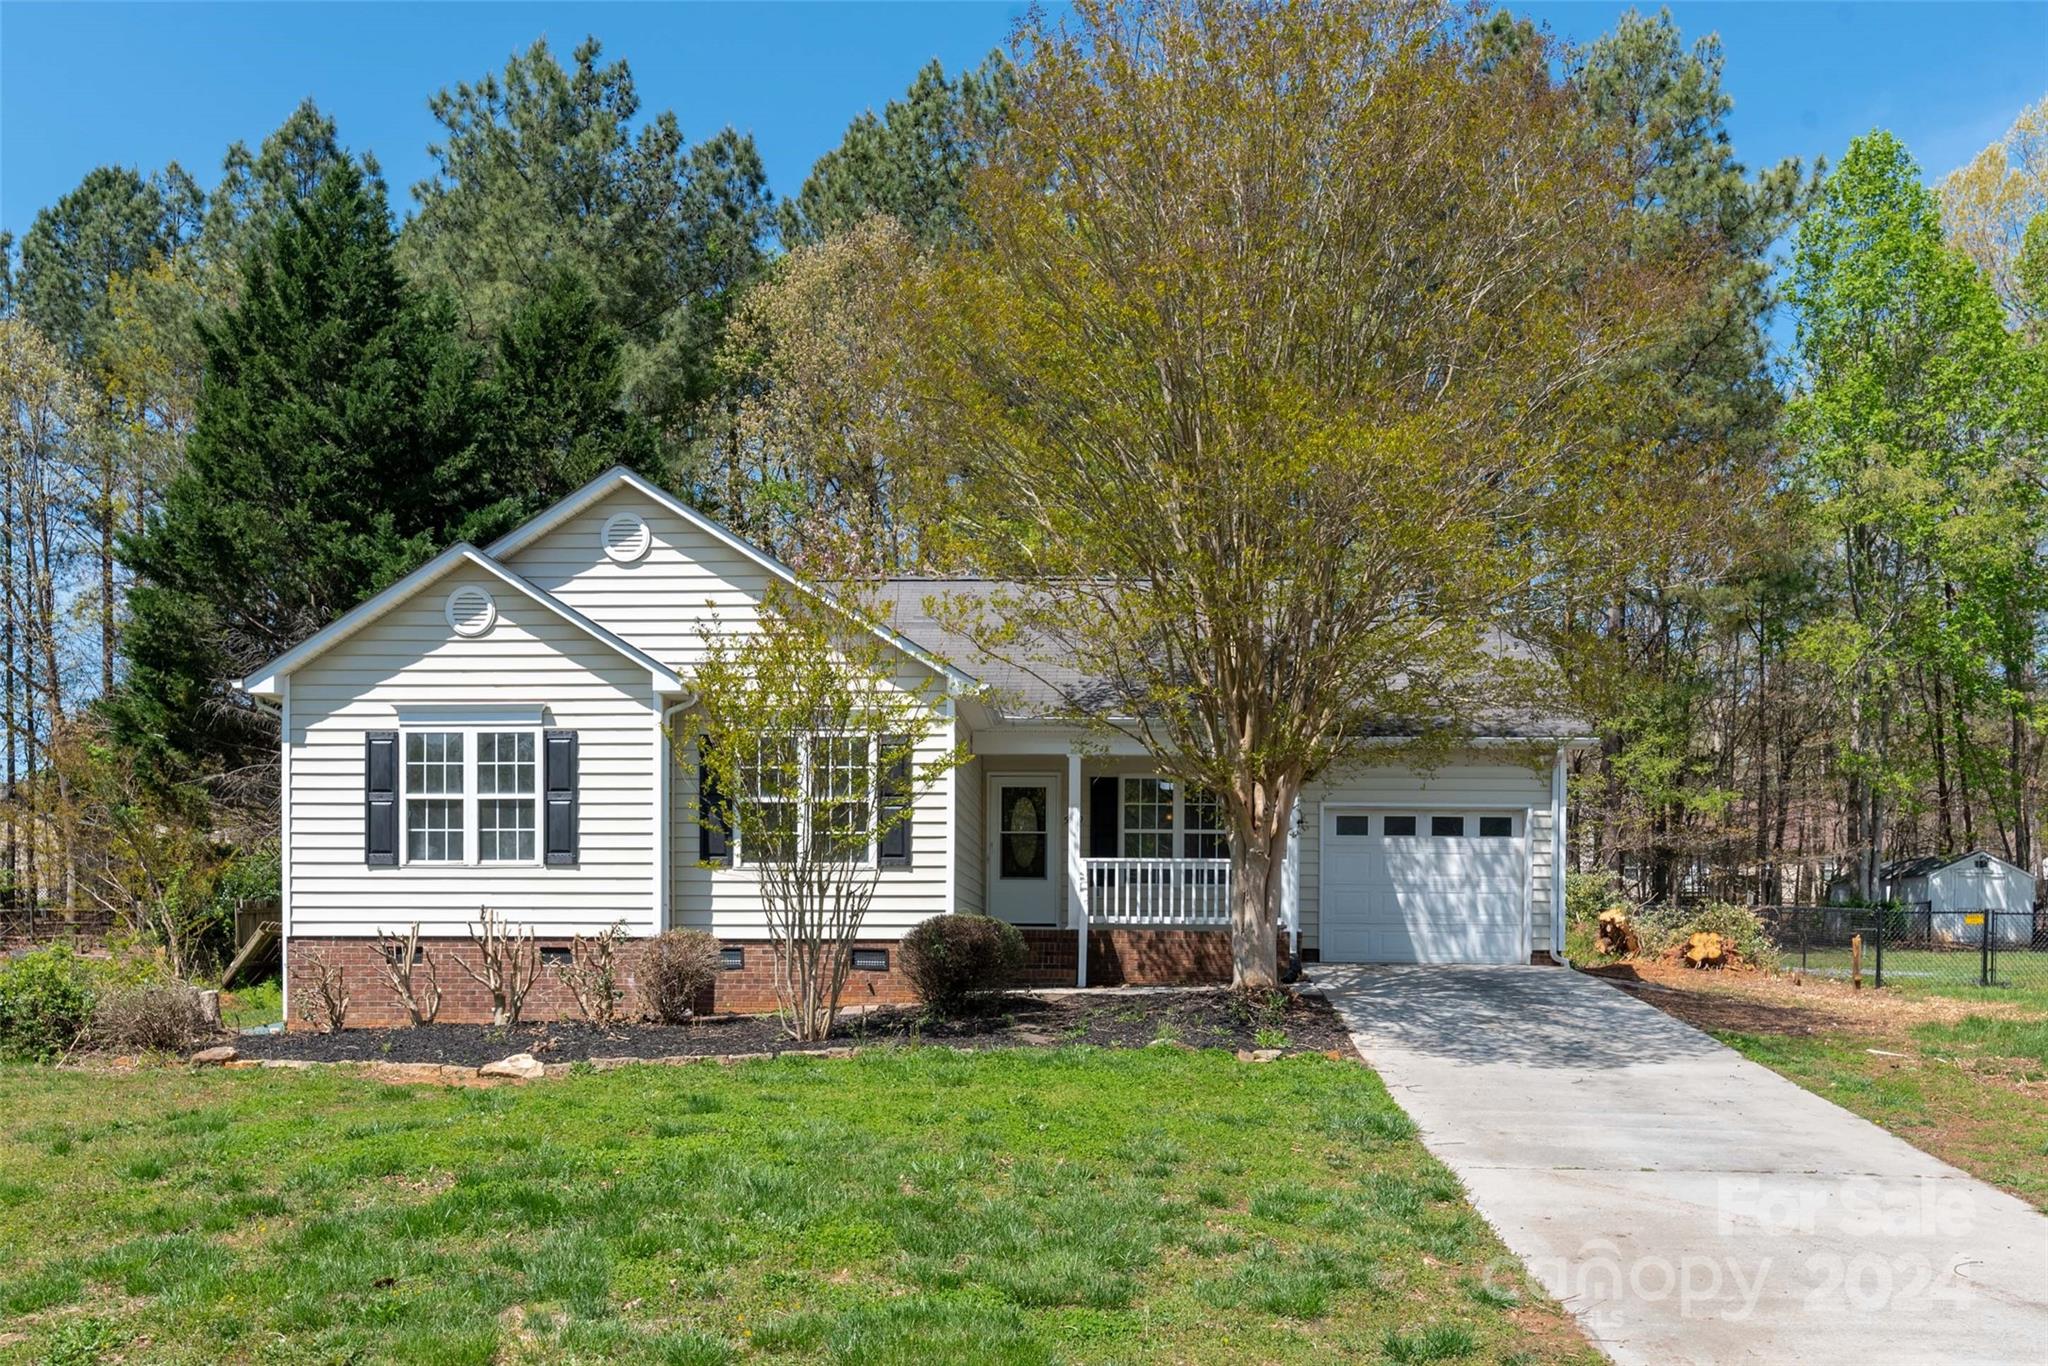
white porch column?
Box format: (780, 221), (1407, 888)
(1068, 749), (1087, 987)
(1284, 794), (1301, 971)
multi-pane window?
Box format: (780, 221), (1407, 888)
(1121, 777), (1175, 858)
(810, 735), (872, 859)
(1183, 786), (1228, 859)
(742, 737), (802, 864)
(405, 732), (465, 862)
(737, 733), (890, 866)
(402, 727), (540, 865)
(477, 731), (536, 862)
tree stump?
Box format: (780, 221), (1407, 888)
(1682, 932), (1728, 968)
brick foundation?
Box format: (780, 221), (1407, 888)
(1018, 926), (1245, 987)
(286, 935), (917, 1029)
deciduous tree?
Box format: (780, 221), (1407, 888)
(896, 0), (1711, 986)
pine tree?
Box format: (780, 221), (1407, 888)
(443, 269), (662, 545)
(110, 161), (477, 794)
(779, 55), (1012, 248)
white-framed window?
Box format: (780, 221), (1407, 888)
(476, 731), (538, 861)
(737, 733), (877, 866)
(1121, 776), (1175, 858)
(1116, 776), (1231, 859)
(1183, 786), (1228, 859)
(402, 726), (540, 865)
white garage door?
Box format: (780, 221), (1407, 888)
(1321, 808), (1527, 963)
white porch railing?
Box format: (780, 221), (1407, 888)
(1084, 857), (1233, 926)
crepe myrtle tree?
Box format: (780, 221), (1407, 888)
(893, 0), (1715, 988)
(680, 582), (965, 1041)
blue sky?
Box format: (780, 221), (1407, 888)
(2, 2), (2043, 242)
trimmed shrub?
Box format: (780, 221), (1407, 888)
(92, 983), (207, 1053)
(641, 929), (723, 1023)
(0, 946), (97, 1061)
(901, 914), (1026, 1014)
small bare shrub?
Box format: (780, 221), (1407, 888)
(458, 907), (541, 1027)
(298, 951), (350, 1033)
(378, 924), (442, 1025)
(91, 983), (207, 1053)
(561, 921), (629, 1026)
(641, 929), (722, 1023)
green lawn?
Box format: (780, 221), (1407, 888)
(1785, 945), (2048, 1005)
(1717, 1024), (2048, 1211)
(0, 1048), (1592, 1365)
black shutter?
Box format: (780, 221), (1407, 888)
(1089, 775), (1119, 858)
(878, 734), (912, 868)
(544, 730), (579, 866)
(365, 731), (398, 867)
(698, 735), (731, 865)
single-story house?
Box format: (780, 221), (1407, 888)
(241, 467), (1594, 1026)
(1829, 851), (2036, 945)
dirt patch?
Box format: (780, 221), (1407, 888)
(1578, 959), (2022, 1041)
(231, 989), (1353, 1067)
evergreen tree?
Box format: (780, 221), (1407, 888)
(443, 269), (662, 545)
(111, 161), (477, 792)
(16, 165), (201, 362)
(779, 55), (1012, 248)
(401, 37), (772, 444)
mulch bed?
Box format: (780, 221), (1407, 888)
(232, 989), (1356, 1067)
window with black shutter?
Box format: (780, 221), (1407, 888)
(698, 735), (731, 865)
(877, 734), (912, 867)
(543, 730), (579, 866)
(365, 731), (398, 866)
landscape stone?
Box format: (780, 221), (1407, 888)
(477, 1053), (545, 1080)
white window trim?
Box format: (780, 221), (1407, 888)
(733, 732), (880, 869)
(400, 724), (543, 868)
(1116, 774), (1228, 860)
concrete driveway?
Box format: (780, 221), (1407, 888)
(1314, 965), (2048, 1365)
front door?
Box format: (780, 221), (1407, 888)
(987, 773), (1062, 926)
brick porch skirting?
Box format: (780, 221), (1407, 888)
(285, 936), (917, 1029)
(1017, 926), (1244, 987)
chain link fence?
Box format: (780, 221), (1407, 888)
(1757, 905), (2048, 992)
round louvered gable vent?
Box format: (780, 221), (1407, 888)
(446, 585), (496, 637)
(602, 510), (651, 564)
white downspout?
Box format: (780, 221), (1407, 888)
(1551, 747), (1569, 962)
(1068, 750), (1086, 987)
(278, 677), (292, 1026)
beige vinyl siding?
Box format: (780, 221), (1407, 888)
(288, 562), (660, 938)
(955, 743), (987, 916)
(1297, 757), (1555, 956)
(669, 715), (959, 939)
(502, 486), (778, 666)
(503, 485), (963, 939)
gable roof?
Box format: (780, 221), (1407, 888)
(239, 544), (686, 699)
(870, 579), (1592, 740)
(487, 467), (979, 692)
(1880, 849), (2032, 882)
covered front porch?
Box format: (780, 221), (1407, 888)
(966, 732), (1297, 986)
